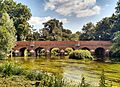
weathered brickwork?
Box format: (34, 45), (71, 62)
(13, 41), (112, 57)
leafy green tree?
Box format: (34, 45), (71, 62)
(111, 0), (120, 38)
(95, 17), (114, 41)
(0, 12), (16, 59)
(42, 19), (63, 41)
(70, 32), (80, 41)
(62, 29), (72, 41)
(110, 0), (120, 58)
(111, 31), (120, 57)
(39, 19), (79, 41)
(80, 22), (95, 40)
(0, 0), (32, 41)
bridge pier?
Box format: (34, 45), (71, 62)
(90, 50), (95, 55)
(60, 49), (65, 59)
(30, 50), (35, 57)
(105, 50), (110, 62)
(45, 49), (50, 58)
(14, 50), (20, 57)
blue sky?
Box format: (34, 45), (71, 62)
(14, 0), (117, 33)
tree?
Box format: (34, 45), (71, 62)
(94, 17), (113, 41)
(70, 33), (80, 41)
(0, 12), (16, 59)
(62, 29), (72, 41)
(40, 19), (80, 41)
(111, 31), (120, 57)
(0, 0), (32, 41)
(42, 19), (63, 41)
(108, 0), (120, 58)
(80, 22), (95, 40)
(111, 0), (120, 38)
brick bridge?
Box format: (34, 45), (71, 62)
(13, 41), (112, 59)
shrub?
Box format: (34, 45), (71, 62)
(0, 63), (23, 77)
(12, 65), (24, 75)
(26, 71), (45, 81)
(69, 50), (93, 60)
(26, 71), (37, 81)
(51, 48), (60, 56)
(65, 48), (73, 55)
(36, 72), (43, 80)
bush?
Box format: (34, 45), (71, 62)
(26, 71), (45, 81)
(65, 48), (73, 55)
(26, 71), (37, 80)
(51, 48), (60, 56)
(0, 63), (23, 77)
(69, 50), (93, 60)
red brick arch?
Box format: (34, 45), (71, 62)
(81, 47), (90, 51)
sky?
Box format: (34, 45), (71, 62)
(14, 0), (117, 33)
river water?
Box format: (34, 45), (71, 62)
(63, 63), (99, 86)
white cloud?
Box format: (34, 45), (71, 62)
(44, 0), (101, 17)
(28, 16), (69, 29)
(76, 6), (101, 17)
(28, 16), (52, 25)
